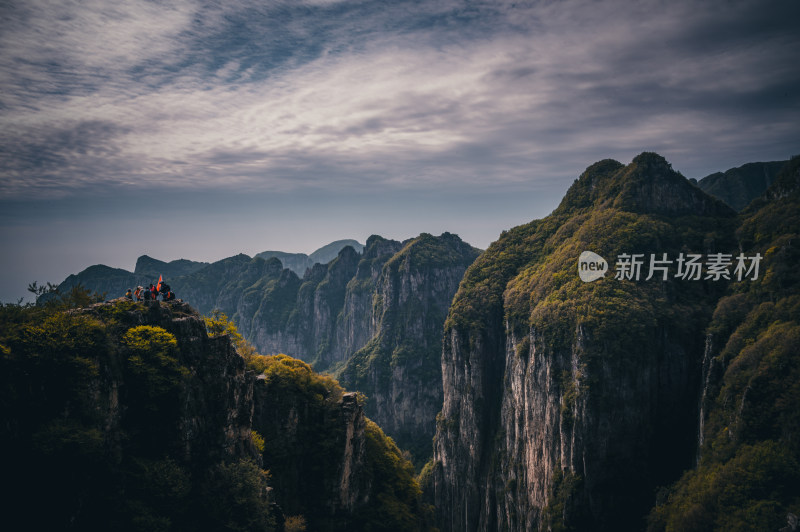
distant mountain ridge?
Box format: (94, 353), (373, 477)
(52, 239), (364, 298)
(49, 234), (477, 464)
(134, 255), (209, 279)
(696, 159), (788, 211)
(256, 239), (365, 276)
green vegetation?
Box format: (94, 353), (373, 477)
(205, 308), (258, 359)
(439, 152), (745, 530)
(284, 515), (308, 532)
(542, 469), (583, 532)
(203, 310), (434, 530)
(249, 350), (433, 531)
(647, 157), (800, 531)
(0, 298), (276, 531)
(250, 352), (344, 404)
(355, 419), (430, 530)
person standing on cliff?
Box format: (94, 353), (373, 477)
(159, 280), (171, 300)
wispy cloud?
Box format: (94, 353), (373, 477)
(1, 0), (798, 199)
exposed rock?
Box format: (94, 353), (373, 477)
(70, 299), (257, 466)
(3, 298), (428, 530)
(340, 233), (480, 461)
(431, 153), (738, 531)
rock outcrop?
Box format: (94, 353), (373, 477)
(431, 153), (740, 531)
(1, 298), (264, 530)
(339, 233), (481, 461)
(1, 298), (430, 531)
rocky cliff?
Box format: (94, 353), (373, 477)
(250, 353), (430, 531)
(241, 232), (480, 464)
(1, 298), (266, 530)
(339, 233), (481, 462)
(0, 298), (430, 531)
(46, 233), (480, 465)
(430, 153), (741, 531)
(186, 232), (479, 464)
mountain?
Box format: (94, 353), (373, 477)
(648, 156), (800, 531)
(696, 160), (788, 211)
(309, 239), (365, 265)
(55, 263), (152, 300)
(256, 239), (365, 277)
(49, 233), (479, 465)
(50, 239), (364, 301)
(50, 256), (208, 302)
(133, 255), (209, 279)
(426, 152), (800, 531)
(338, 233), (481, 462)
(237, 233), (480, 464)
(0, 298), (432, 531)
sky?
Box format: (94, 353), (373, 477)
(1, 0), (798, 303)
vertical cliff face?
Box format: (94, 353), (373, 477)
(216, 232), (479, 465)
(332, 235), (404, 365)
(340, 233), (481, 462)
(248, 353), (432, 531)
(302, 245), (363, 368)
(77, 299), (258, 465)
(2, 298), (432, 531)
(432, 153), (739, 531)
(0, 299), (265, 530)
(252, 363), (372, 527)
(238, 246), (361, 364)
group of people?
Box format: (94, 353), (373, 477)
(125, 280), (176, 302)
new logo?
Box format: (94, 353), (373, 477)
(578, 251), (608, 282)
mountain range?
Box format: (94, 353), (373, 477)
(426, 152), (800, 531)
(32, 152), (800, 531)
(256, 239), (365, 277)
(51, 233), (480, 464)
(695, 160), (788, 211)
(52, 239), (367, 301)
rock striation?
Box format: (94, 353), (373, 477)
(339, 233), (481, 461)
(430, 153), (741, 531)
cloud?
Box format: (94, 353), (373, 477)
(0, 0), (798, 201)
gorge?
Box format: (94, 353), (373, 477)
(12, 152), (800, 531)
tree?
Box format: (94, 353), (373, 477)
(204, 309), (259, 360)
